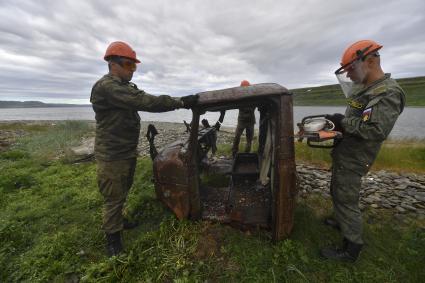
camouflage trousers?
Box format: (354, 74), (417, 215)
(330, 162), (364, 245)
(232, 122), (254, 155)
(96, 158), (137, 234)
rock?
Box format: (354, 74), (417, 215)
(381, 203), (392, 209)
(304, 185), (312, 191)
(396, 206), (406, 213)
(364, 197), (375, 204)
(408, 182), (425, 190)
(292, 156), (425, 219)
(415, 204), (425, 210)
(395, 184), (408, 190)
(318, 180), (328, 187)
(393, 178), (410, 185)
(406, 188), (417, 196)
(414, 192), (425, 202)
(70, 137), (95, 157)
(400, 203), (417, 211)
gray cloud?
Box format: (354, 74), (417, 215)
(0, 0), (424, 103)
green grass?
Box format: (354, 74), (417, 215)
(291, 76), (425, 107)
(1, 121), (424, 282)
(295, 139), (425, 173)
(0, 122), (52, 132)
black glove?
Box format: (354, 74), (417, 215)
(214, 121), (221, 131)
(181, 94), (199, 109)
(325, 113), (345, 132)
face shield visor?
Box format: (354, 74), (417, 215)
(334, 59), (366, 98)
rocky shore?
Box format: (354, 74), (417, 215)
(2, 121), (424, 221)
(137, 121), (236, 157)
(297, 163), (425, 221)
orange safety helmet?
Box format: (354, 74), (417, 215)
(104, 41), (141, 63)
(340, 40), (382, 67)
(240, 80), (250, 87)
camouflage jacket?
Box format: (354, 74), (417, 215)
(332, 74), (405, 175)
(237, 107), (256, 125)
(90, 74), (182, 161)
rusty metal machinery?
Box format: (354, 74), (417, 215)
(148, 83), (297, 241)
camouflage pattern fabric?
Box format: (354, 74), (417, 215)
(332, 74), (405, 175)
(232, 121), (255, 155)
(97, 158), (136, 233)
(330, 73), (405, 244)
(91, 74), (182, 234)
(330, 163), (363, 244)
(90, 74), (182, 161)
(232, 107), (256, 155)
(237, 107), (256, 125)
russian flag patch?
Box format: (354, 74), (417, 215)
(362, 108), (372, 122)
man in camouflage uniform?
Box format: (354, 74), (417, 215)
(91, 41), (198, 256)
(321, 40), (405, 262)
(232, 80), (256, 157)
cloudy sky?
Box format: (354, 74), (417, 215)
(1, 0), (424, 104)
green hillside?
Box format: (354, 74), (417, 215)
(291, 76), (425, 106)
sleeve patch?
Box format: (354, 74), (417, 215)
(348, 99), (364, 109)
(362, 108), (372, 122)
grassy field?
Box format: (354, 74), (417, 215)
(294, 138), (425, 173)
(291, 76), (425, 107)
(1, 122), (424, 282)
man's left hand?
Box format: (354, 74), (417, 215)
(325, 113), (345, 132)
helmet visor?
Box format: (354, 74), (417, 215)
(335, 60), (365, 98)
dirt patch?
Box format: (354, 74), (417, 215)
(194, 224), (225, 259)
(193, 223), (241, 276)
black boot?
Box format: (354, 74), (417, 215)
(323, 217), (341, 231)
(320, 238), (362, 262)
(106, 231), (123, 257)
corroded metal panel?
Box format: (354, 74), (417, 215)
(272, 92), (297, 241)
(153, 143), (190, 219)
(197, 83), (288, 106)
(151, 84), (298, 241)
(186, 109), (201, 219)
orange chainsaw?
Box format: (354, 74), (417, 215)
(295, 115), (342, 148)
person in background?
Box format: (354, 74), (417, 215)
(90, 41), (198, 256)
(321, 40), (405, 262)
(232, 80), (256, 157)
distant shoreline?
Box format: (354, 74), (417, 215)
(2, 74), (425, 108)
(0, 100), (90, 108)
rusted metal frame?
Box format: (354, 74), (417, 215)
(272, 92), (297, 241)
(186, 108), (201, 219)
(197, 83), (288, 106)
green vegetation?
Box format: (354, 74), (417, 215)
(291, 76), (425, 107)
(295, 138), (425, 173)
(1, 122), (424, 282)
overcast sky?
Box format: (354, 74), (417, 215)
(0, 0), (424, 104)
